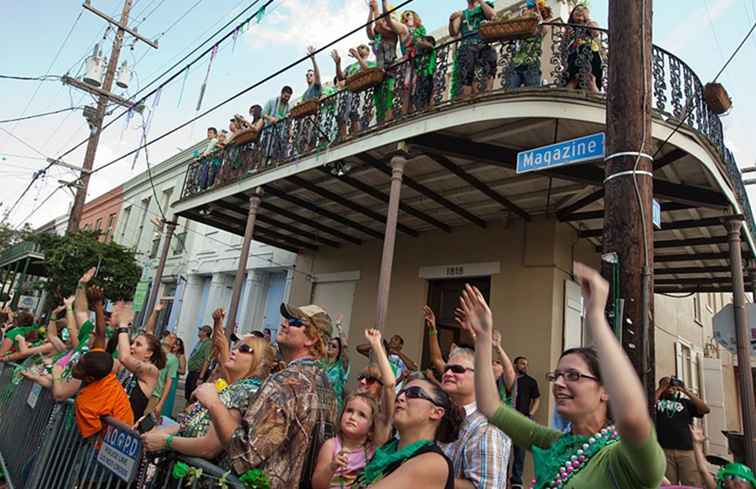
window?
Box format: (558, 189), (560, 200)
(149, 235), (161, 259)
(162, 188), (173, 212)
(693, 294), (702, 324)
(119, 206), (132, 242)
(105, 214), (116, 243)
(706, 293), (715, 312)
(173, 231), (187, 255)
(95, 218), (103, 231)
(135, 197), (151, 248)
(675, 341), (701, 396)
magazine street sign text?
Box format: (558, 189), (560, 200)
(516, 132), (606, 174)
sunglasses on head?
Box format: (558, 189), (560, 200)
(546, 369), (599, 383)
(236, 343), (254, 354)
(397, 385), (446, 407)
(358, 374), (383, 385)
(286, 318), (306, 328)
(444, 364), (474, 375)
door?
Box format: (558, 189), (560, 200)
(261, 271), (287, 339)
(310, 279), (359, 339)
(421, 276), (491, 370)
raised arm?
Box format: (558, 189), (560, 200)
(114, 301), (158, 381)
(75, 267), (96, 327)
(690, 426), (717, 489)
(381, 0), (408, 37)
(493, 330), (516, 393)
(144, 302), (165, 336)
(307, 46), (321, 86)
(682, 383), (711, 415)
(366, 0), (377, 39)
(424, 306), (445, 374)
(211, 308), (231, 380)
(331, 50), (345, 81)
(64, 295), (79, 348)
(449, 11), (462, 37)
(88, 286), (107, 350)
(462, 286), (500, 419)
(50, 364), (82, 401)
(479, 0), (496, 20)
(365, 328), (396, 446)
(573, 262), (652, 444)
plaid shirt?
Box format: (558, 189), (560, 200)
(227, 358), (338, 489)
(441, 407), (511, 489)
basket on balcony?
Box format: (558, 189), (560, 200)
(289, 99), (320, 119)
(347, 67), (386, 93)
(704, 83), (732, 115)
(479, 15), (539, 42)
(232, 127), (259, 146)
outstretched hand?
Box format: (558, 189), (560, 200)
(79, 267), (96, 285)
(307, 45), (317, 56)
(63, 295), (75, 307)
(690, 425), (706, 445)
(112, 301), (134, 326)
(458, 284), (493, 339)
(364, 328), (382, 348)
(423, 306), (437, 332)
(212, 308), (225, 324)
(87, 285), (105, 305)
(330, 49), (341, 63)
(573, 262), (609, 316)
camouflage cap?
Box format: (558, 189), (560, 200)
(280, 303), (333, 338)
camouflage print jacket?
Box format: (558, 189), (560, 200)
(227, 358), (338, 489)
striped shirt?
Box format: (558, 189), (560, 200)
(441, 404), (511, 489)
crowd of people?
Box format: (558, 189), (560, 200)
(192, 0), (605, 191)
(1, 260), (754, 489)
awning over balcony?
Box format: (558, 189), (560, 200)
(0, 241), (46, 277)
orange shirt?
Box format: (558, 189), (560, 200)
(75, 372), (134, 438)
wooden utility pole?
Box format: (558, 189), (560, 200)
(142, 219), (177, 329)
(66, 0), (157, 234)
(603, 0), (656, 405)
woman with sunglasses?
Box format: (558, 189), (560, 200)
(356, 373), (463, 488)
(141, 308), (275, 460)
(469, 262), (665, 489)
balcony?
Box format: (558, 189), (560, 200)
(173, 22), (755, 293)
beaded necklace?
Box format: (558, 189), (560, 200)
(531, 425), (620, 489)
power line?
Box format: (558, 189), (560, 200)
(702, 0), (726, 62)
(0, 107), (82, 124)
(87, 0), (414, 177)
(0, 75), (60, 82)
(0, 127), (48, 158)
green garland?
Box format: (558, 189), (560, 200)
(171, 461), (270, 489)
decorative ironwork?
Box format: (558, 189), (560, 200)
(652, 46), (667, 113)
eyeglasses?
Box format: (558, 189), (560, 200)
(286, 318), (306, 328)
(444, 364), (474, 375)
(546, 369), (600, 383)
(397, 386), (445, 408)
(357, 374), (383, 385)
(236, 344), (254, 355)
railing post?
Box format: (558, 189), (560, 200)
(225, 188), (263, 338)
(375, 153), (407, 331)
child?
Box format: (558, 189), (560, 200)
(312, 393), (380, 489)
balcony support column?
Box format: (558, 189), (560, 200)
(10, 258), (30, 310)
(375, 154), (407, 331)
(725, 217), (756, 470)
(226, 188), (263, 338)
(143, 219), (177, 332)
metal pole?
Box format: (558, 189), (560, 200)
(66, 0), (135, 234)
(142, 220), (177, 327)
(10, 258), (30, 310)
(725, 217), (756, 470)
(225, 188), (263, 338)
(375, 154), (407, 330)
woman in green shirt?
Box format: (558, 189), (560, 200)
(464, 262), (665, 489)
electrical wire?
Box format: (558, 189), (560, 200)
(155, 0), (206, 40)
(0, 107), (82, 124)
(702, 0), (726, 62)
(0, 75), (60, 82)
(13, 185), (66, 230)
(0, 128), (48, 159)
(85, 0), (414, 178)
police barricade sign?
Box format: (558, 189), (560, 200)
(97, 418), (143, 483)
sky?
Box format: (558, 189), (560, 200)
(1, 0), (755, 229)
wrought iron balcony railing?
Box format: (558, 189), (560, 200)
(179, 22), (753, 235)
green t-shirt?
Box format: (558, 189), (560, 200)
(153, 352), (178, 399)
(345, 60), (377, 77)
(188, 339), (212, 371)
(460, 1), (495, 44)
(4, 326), (35, 346)
(490, 403), (665, 489)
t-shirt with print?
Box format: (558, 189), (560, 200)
(655, 396), (704, 450)
(460, 1), (495, 45)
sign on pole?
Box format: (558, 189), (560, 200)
(516, 132), (606, 174)
(652, 199), (662, 229)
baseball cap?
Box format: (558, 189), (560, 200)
(280, 303), (333, 337)
(198, 325), (212, 335)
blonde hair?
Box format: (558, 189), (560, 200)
(305, 322), (327, 359)
(241, 336), (277, 380)
(402, 10), (422, 26)
(339, 392), (380, 444)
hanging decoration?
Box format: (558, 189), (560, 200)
(255, 5), (267, 23)
(132, 88), (162, 169)
(196, 45), (219, 112)
(177, 67), (190, 108)
(232, 26), (241, 53)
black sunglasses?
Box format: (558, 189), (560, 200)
(546, 369), (599, 383)
(286, 318), (306, 328)
(358, 374), (383, 385)
(444, 364), (474, 375)
(397, 385), (445, 407)
(236, 344), (254, 354)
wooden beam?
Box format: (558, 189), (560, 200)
(561, 202), (697, 222)
(264, 185), (384, 240)
(654, 266), (731, 275)
(212, 207), (320, 251)
(579, 217), (728, 238)
(653, 149), (687, 171)
(258, 201), (362, 245)
(212, 200), (341, 248)
(654, 236), (729, 249)
(425, 153), (531, 221)
(655, 277), (733, 286)
(354, 154), (487, 228)
(656, 286), (754, 293)
(557, 189), (604, 220)
(316, 168), (452, 232)
(286, 175), (419, 237)
(183, 210), (300, 254)
(654, 252), (731, 262)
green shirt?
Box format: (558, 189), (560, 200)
(188, 338), (212, 372)
(460, 1), (495, 44)
(153, 352), (178, 399)
(4, 326), (35, 346)
(490, 403), (665, 489)
(345, 60), (377, 77)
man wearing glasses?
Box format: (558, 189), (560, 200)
(195, 302), (338, 489)
(438, 346), (511, 489)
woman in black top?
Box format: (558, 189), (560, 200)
(358, 374), (463, 489)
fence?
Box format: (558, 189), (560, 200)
(178, 21), (754, 237)
(0, 363), (245, 489)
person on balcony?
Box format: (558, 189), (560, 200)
(449, 0), (497, 98)
(198, 127), (219, 191)
(262, 86), (293, 126)
(367, 0), (398, 123)
(303, 45), (323, 102)
(507, 1), (551, 89)
(563, 4), (602, 93)
(194, 303), (338, 489)
(332, 45), (375, 139)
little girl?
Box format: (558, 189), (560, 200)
(312, 393), (380, 489)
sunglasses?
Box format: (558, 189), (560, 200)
(546, 369), (599, 383)
(444, 364), (474, 375)
(358, 374), (383, 385)
(286, 318), (306, 328)
(236, 344), (254, 355)
(723, 475), (749, 483)
(397, 386), (446, 408)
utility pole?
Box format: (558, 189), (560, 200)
(602, 0), (656, 407)
(142, 219), (177, 331)
(66, 0), (157, 234)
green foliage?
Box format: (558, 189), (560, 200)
(30, 231), (141, 301)
(0, 222), (32, 252)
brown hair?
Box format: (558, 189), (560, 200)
(241, 335), (276, 380)
(339, 392), (380, 443)
(139, 333), (166, 370)
(409, 372), (464, 443)
(401, 10), (422, 26)
(14, 311), (34, 327)
(304, 323), (327, 359)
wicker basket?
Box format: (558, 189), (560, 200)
(232, 127), (259, 145)
(289, 99), (320, 119)
(347, 67), (386, 93)
(479, 16), (539, 42)
(704, 83), (732, 115)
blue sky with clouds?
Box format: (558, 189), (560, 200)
(1, 0), (754, 228)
